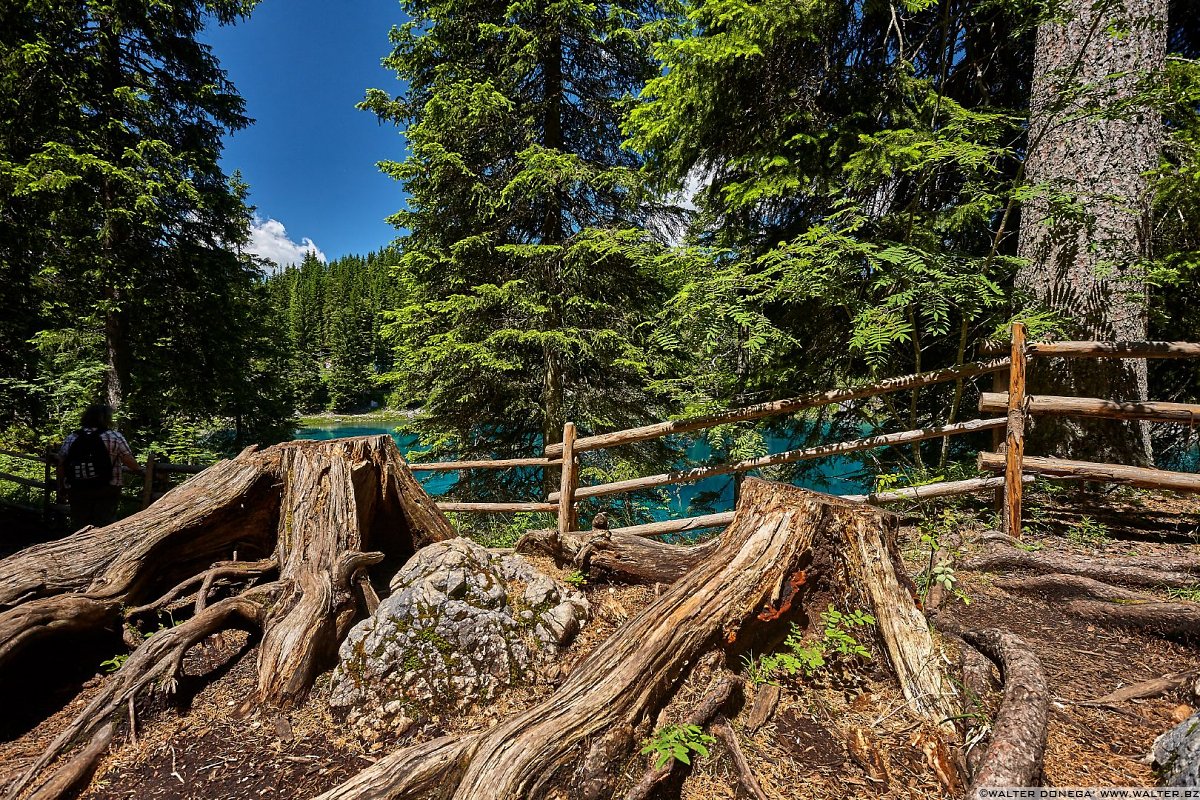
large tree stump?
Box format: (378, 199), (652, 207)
(314, 479), (960, 800)
(0, 436), (454, 800)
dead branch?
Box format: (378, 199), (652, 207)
(711, 716), (770, 800)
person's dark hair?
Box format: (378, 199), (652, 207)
(80, 404), (114, 431)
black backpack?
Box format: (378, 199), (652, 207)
(64, 428), (112, 489)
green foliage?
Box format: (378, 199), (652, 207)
(743, 605), (876, 684)
(564, 570), (588, 587)
(1165, 586), (1200, 602)
(264, 248), (406, 414)
(101, 653), (128, 673)
(1066, 516), (1110, 548)
(454, 512), (555, 550)
(362, 0), (679, 499)
(640, 724), (715, 769)
(0, 0), (293, 457)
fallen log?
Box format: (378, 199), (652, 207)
(517, 528), (723, 584)
(316, 479), (961, 799)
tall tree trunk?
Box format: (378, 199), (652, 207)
(99, 20), (130, 411)
(1016, 0), (1166, 465)
(540, 12), (566, 491)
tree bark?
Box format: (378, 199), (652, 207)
(0, 436), (455, 799)
(1016, 0), (1167, 464)
(316, 479), (961, 800)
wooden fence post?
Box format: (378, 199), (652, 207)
(141, 453), (157, 510)
(1004, 323), (1028, 537)
(558, 422), (578, 537)
(992, 354), (1009, 519)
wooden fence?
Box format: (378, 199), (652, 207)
(9, 325), (1196, 537)
(977, 322), (1200, 536)
(0, 447), (203, 524)
(416, 324), (1200, 540)
(416, 356), (1020, 538)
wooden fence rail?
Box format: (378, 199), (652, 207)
(543, 358), (1011, 458)
(1027, 341), (1200, 359)
(547, 418), (1006, 503)
(978, 453), (1200, 494)
(980, 393), (1200, 425)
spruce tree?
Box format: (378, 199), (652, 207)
(1, 0), (286, 442)
(363, 0), (673, 490)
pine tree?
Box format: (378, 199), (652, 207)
(363, 0), (674, 491)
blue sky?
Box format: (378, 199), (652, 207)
(202, 0), (410, 266)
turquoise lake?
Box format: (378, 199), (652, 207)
(295, 419), (876, 518)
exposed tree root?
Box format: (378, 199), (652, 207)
(125, 557), (278, 619)
(315, 480), (961, 799)
(25, 724), (113, 800)
(3, 463), (964, 800)
(1060, 600), (1200, 640)
(623, 671), (741, 800)
(996, 573), (1152, 602)
(711, 716), (770, 800)
(960, 628), (1049, 792)
(963, 536), (1200, 589)
(0, 446), (277, 610)
(999, 573), (1200, 640)
(0, 596), (121, 668)
(6, 586), (278, 800)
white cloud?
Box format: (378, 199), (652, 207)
(246, 215), (326, 270)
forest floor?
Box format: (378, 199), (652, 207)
(1, 483), (1196, 800)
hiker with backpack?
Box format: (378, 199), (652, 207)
(56, 404), (144, 531)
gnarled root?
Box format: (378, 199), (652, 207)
(964, 537), (1200, 589)
(5, 585), (278, 800)
(999, 574), (1200, 640)
(956, 627), (1049, 792)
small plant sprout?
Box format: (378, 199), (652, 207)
(740, 605), (877, 684)
(640, 724), (715, 768)
(1166, 586), (1200, 602)
(1066, 516), (1109, 548)
(101, 653), (129, 673)
(564, 570), (587, 587)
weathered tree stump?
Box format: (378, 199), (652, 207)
(314, 479), (961, 800)
(0, 436), (453, 800)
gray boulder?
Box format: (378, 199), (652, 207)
(1151, 711), (1200, 786)
(329, 538), (588, 732)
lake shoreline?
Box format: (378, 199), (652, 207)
(297, 408), (418, 428)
